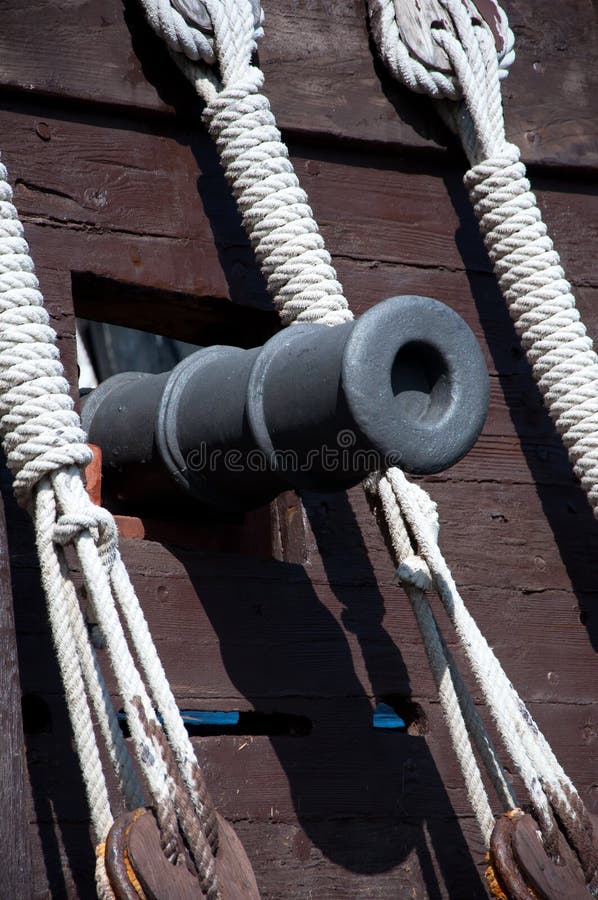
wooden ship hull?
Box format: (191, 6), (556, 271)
(1, 1), (598, 897)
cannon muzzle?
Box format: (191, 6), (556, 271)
(81, 295), (489, 511)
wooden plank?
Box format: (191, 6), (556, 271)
(0, 2), (597, 173)
(29, 815), (489, 899)
(223, 817), (490, 899)
(14, 574), (598, 707)
(74, 272), (279, 348)
(4, 105), (598, 291)
(14, 497), (598, 709)
(20, 682), (598, 826)
(0, 497), (32, 896)
(1, 43), (596, 898)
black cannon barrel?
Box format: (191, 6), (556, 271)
(81, 295), (489, 511)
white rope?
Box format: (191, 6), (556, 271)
(0, 161), (221, 897)
(4, 0), (592, 890)
(140, 0), (598, 883)
(139, 0), (352, 328)
(367, 0), (514, 102)
(366, 472), (517, 846)
(370, 0), (598, 521)
(366, 0), (598, 884)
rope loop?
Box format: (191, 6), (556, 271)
(53, 505), (119, 569)
(367, 0), (514, 104)
(138, 0), (264, 103)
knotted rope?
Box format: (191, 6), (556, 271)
(140, 0), (598, 888)
(370, 0), (598, 519)
(0, 164), (221, 895)
(367, 0), (598, 882)
(139, 0), (351, 328)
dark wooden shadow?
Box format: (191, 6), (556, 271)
(0, 468), (97, 898)
(170, 537), (486, 896)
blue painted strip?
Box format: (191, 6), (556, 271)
(373, 702), (406, 730)
(180, 710), (240, 726)
(117, 710), (240, 726)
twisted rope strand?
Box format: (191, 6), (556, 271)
(140, 0), (351, 327)
(6, 0), (591, 893)
(366, 473), (514, 844)
(386, 466), (597, 876)
(366, 0), (598, 882)
(34, 478), (114, 841)
(138, 0), (546, 858)
(137, 0), (598, 872)
(0, 157), (221, 896)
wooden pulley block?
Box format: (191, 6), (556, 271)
(170, 0), (262, 33)
(488, 808), (589, 900)
(104, 807), (261, 899)
(395, 0), (509, 72)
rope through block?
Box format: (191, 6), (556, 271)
(0, 166), (224, 896)
(366, 0), (598, 889)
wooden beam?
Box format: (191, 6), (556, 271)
(0, 494), (32, 895)
(72, 272), (279, 348)
(0, 1), (596, 172)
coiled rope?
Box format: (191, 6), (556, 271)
(369, 0), (598, 519)
(138, 0), (598, 890)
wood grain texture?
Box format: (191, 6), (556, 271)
(0, 6), (596, 897)
(0, 497), (32, 898)
(0, 1), (597, 171)
(3, 105), (598, 289)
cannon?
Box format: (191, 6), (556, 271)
(81, 295), (489, 511)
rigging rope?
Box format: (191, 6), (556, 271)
(369, 0), (598, 520)
(367, 0), (598, 882)
(0, 170), (221, 894)
(141, 0), (507, 845)
(2, 0), (595, 894)
(139, 0), (598, 890)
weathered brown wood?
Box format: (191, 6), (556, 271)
(0, 497), (32, 897)
(1, 6), (597, 895)
(105, 810), (143, 900)
(0, 1), (597, 172)
(395, 0), (453, 71)
(126, 811), (203, 898)
(511, 813), (588, 900)
(488, 811), (531, 900)
(106, 807), (252, 900)
(213, 812), (262, 900)
(3, 105), (598, 295)
(396, 0), (507, 71)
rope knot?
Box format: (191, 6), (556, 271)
(396, 553), (433, 592)
(139, 0), (264, 104)
(54, 506), (118, 569)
